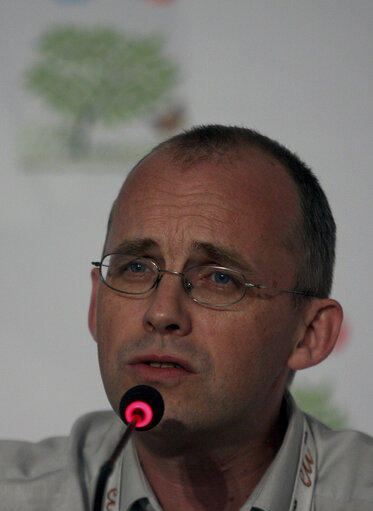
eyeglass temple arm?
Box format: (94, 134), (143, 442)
(245, 283), (312, 297)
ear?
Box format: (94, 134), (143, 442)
(88, 268), (100, 343)
(287, 298), (343, 371)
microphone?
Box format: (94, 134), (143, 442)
(119, 384), (164, 430)
(93, 385), (164, 511)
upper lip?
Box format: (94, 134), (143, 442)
(128, 353), (195, 373)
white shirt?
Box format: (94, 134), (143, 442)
(1, 395), (372, 510)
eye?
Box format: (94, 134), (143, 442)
(107, 256), (154, 279)
(212, 271), (233, 285)
(120, 259), (155, 281)
(127, 261), (149, 274)
(191, 266), (242, 290)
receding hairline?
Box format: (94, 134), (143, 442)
(103, 141), (303, 260)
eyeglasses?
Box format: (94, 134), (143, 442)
(91, 253), (312, 307)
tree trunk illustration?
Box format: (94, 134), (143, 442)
(69, 109), (95, 157)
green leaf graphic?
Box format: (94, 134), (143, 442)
(25, 26), (177, 156)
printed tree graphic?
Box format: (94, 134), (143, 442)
(25, 26), (177, 156)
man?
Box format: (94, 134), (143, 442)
(1, 125), (372, 510)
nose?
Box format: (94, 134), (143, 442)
(143, 271), (192, 336)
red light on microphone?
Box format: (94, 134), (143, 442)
(119, 385), (164, 431)
(124, 401), (153, 428)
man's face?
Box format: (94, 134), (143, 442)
(89, 149), (305, 440)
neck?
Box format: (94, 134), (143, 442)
(134, 403), (288, 511)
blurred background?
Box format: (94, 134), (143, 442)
(1, 0), (372, 440)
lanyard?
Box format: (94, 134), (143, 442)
(288, 417), (316, 511)
(99, 417), (316, 511)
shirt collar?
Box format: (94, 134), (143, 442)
(246, 392), (304, 511)
(119, 393), (304, 511)
(119, 437), (161, 511)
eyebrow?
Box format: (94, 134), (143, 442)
(191, 241), (257, 275)
(110, 238), (158, 255)
(109, 238), (257, 275)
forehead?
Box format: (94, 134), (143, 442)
(107, 149), (300, 264)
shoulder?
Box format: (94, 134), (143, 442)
(0, 410), (122, 510)
(306, 414), (373, 508)
(0, 410), (120, 478)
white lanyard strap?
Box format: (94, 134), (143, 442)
(288, 417), (316, 511)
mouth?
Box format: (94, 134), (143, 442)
(145, 361), (183, 369)
(128, 354), (195, 383)
(129, 353), (194, 371)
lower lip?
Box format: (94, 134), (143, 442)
(129, 363), (193, 383)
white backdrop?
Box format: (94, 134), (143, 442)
(1, 0), (372, 440)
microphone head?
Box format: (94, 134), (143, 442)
(119, 385), (164, 431)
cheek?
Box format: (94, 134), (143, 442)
(203, 313), (261, 385)
(95, 294), (141, 372)
(97, 291), (141, 338)
(205, 306), (296, 388)
(95, 293), (148, 409)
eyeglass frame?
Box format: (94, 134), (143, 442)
(91, 253), (314, 307)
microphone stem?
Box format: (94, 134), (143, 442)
(93, 417), (138, 511)
(110, 418), (137, 461)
